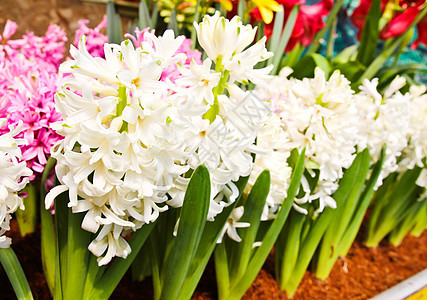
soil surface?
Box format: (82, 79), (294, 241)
(1, 219), (426, 300)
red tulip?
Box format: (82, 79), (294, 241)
(351, 0), (427, 48)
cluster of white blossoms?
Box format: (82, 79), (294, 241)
(252, 67), (360, 218)
(0, 120), (32, 248)
(355, 76), (411, 189)
(46, 12), (272, 265)
(398, 84), (427, 200)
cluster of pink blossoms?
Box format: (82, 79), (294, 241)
(0, 20), (66, 180)
(73, 16), (108, 58)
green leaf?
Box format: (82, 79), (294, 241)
(281, 43), (303, 69)
(228, 148), (306, 300)
(276, 208), (306, 288)
(353, 5), (427, 88)
(63, 210), (91, 300)
(365, 166), (423, 247)
(88, 222), (155, 299)
(271, 5), (299, 75)
(332, 61), (365, 83)
(356, 0), (380, 66)
(333, 45), (358, 64)
(0, 248), (33, 300)
(16, 184), (38, 237)
(389, 193), (425, 246)
(292, 54), (331, 79)
(191, 0), (201, 50)
(410, 199), (427, 237)
(378, 64), (427, 88)
(337, 146), (385, 257)
(168, 8), (179, 33)
(215, 242), (231, 300)
(138, 0), (151, 29)
(178, 175), (250, 300)
(228, 170), (271, 284)
(54, 191), (69, 299)
(282, 146), (366, 296)
(131, 242), (152, 282)
(314, 148), (378, 280)
(40, 157), (57, 295)
(160, 165), (211, 300)
(306, 0), (345, 55)
(107, 0), (122, 44)
(267, 6), (285, 60)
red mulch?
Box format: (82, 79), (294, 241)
(1, 220), (426, 299)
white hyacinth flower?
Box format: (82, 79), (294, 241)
(48, 32), (197, 265)
(194, 12), (273, 85)
(251, 67), (360, 218)
(217, 206), (250, 243)
(0, 120), (32, 248)
(355, 77), (411, 189)
(194, 12), (257, 63)
(48, 14), (273, 264)
(399, 85), (427, 171)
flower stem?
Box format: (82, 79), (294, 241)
(116, 85), (129, 132)
(203, 56), (229, 123)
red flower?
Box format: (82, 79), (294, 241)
(351, 0), (427, 47)
(412, 16), (427, 48)
(251, 0), (332, 52)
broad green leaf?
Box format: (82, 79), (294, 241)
(292, 54), (331, 79)
(63, 210), (91, 300)
(54, 191), (69, 299)
(365, 167), (422, 247)
(282, 146), (365, 296)
(267, 6), (285, 61)
(160, 165), (211, 300)
(281, 43), (303, 69)
(40, 157), (56, 295)
(179, 175), (250, 300)
(389, 193), (424, 246)
(276, 208), (306, 288)
(337, 146), (386, 257)
(228, 148), (306, 300)
(333, 45), (358, 64)
(314, 149), (371, 279)
(229, 170), (270, 283)
(332, 61), (365, 83)
(410, 200), (427, 237)
(215, 243), (231, 300)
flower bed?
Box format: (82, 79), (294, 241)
(1, 220), (426, 299)
(0, 1), (426, 299)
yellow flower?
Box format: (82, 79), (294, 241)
(251, 0), (283, 24)
(217, 0), (233, 11)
